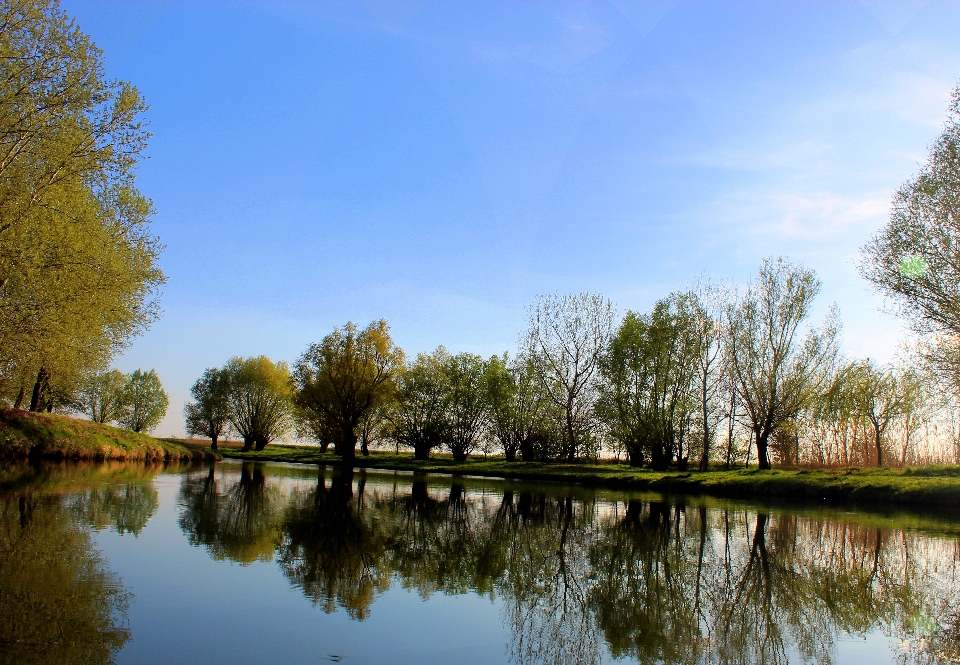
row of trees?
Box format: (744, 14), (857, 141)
(183, 257), (937, 468)
(182, 80), (960, 470)
(75, 368), (169, 433)
(0, 1), (164, 412)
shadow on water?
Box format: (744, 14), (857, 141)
(169, 461), (960, 665)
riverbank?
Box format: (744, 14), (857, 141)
(210, 443), (960, 509)
(0, 409), (217, 462)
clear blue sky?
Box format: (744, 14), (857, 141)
(62, 0), (960, 436)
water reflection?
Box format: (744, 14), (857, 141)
(175, 463), (960, 665)
(0, 494), (138, 665)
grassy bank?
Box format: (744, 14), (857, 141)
(208, 443), (960, 509)
(0, 409), (217, 462)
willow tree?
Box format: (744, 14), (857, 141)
(224, 356), (293, 452)
(184, 368), (232, 449)
(523, 293), (616, 462)
(117, 369), (168, 433)
(75, 369), (127, 423)
(293, 320), (404, 464)
(725, 258), (838, 470)
(597, 294), (702, 470)
(0, 1), (163, 405)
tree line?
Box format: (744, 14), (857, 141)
(176, 78), (960, 470)
(176, 257), (945, 468)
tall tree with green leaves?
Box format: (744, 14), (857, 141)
(597, 294), (701, 469)
(483, 353), (553, 462)
(725, 258), (839, 470)
(117, 369), (168, 434)
(0, 1), (164, 405)
(224, 356), (293, 452)
(184, 368), (232, 450)
(387, 348), (450, 460)
(441, 351), (487, 462)
(293, 320), (404, 464)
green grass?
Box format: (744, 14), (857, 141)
(0, 409), (218, 462)
(206, 444), (960, 508)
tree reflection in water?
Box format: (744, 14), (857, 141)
(0, 493), (135, 665)
(176, 464), (960, 665)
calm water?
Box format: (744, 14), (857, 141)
(2, 461), (960, 665)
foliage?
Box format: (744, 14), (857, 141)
(74, 369), (126, 423)
(115, 369), (168, 433)
(725, 257), (839, 469)
(483, 353), (556, 462)
(862, 83), (960, 349)
(441, 351), (488, 462)
(523, 292), (616, 461)
(292, 320), (404, 462)
(386, 348), (451, 460)
(597, 294), (702, 470)
(223, 356), (293, 452)
(0, 1), (164, 409)
(184, 367), (231, 449)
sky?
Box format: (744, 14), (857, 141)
(60, 0), (960, 437)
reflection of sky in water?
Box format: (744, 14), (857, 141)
(38, 463), (958, 665)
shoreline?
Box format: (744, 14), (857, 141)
(210, 444), (960, 510)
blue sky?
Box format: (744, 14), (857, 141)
(62, 0), (960, 436)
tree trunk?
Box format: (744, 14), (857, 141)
(12, 384), (24, 410)
(254, 437), (268, 451)
(360, 434), (370, 456)
(505, 447), (516, 462)
(340, 426), (357, 464)
(565, 408), (576, 462)
(414, 441), (430, 460)
(29, 367), (48, 412)
(451, 447), (467, 462)
(755, 428), (771, 470)
(699, 375), (710, 471)
(211, 433), (218, 451)
(874, 423), (883, 467)
(241, 434), (254, 452)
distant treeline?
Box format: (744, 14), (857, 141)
(172, 256), (955, 469)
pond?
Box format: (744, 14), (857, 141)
(2, 460), (960, 665)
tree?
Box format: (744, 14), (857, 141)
(523, 293), (615, 462)
(0, 1), (164, 405)
(848, 360), (922, 467)
(861, 83), (960, 377)
(75, 369), (126, 423)
(596, 294), (701, 470)
(689, 280), (728, 471)
(387, 348), (450, 460)
(116, 369), (168, 433)
(184, 368), (232, 450)
(442, 352), (487, 462)
(292, 320), (404, 464)
(483, 353), (553, 462)
(725, 258), (838, 470)
(224, 356), (293, 452)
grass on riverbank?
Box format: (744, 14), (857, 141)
(0, 409), (217, 462)
(202, 443), (960, 509)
